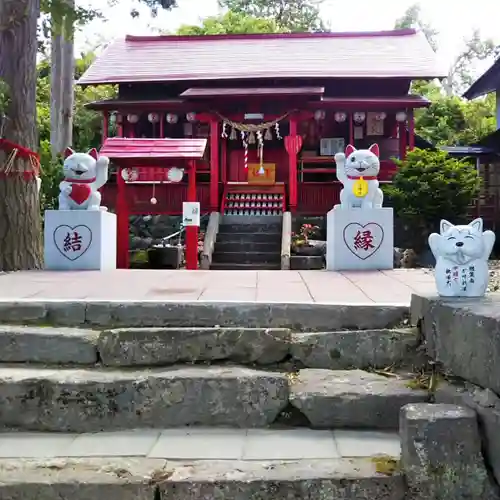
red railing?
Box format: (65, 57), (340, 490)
(297, 183), (341, 214)
(101, 183), (211, 214)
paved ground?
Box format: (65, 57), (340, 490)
(0, 429), (400, 460)
(0, 269), (435, 304)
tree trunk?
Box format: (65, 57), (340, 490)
(50, 26), (63, 157)
(0, 0), (43, 271)
(60, 0), (75, 151)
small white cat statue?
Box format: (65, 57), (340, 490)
(429, 218), (496, 297)
(58, 147), (110, 211)
(334, 144), (384, 209)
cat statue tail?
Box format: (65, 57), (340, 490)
(334, 152), (346, 182)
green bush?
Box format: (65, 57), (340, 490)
(385, 148), (481, 250)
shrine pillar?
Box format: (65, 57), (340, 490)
(287, 116), (299, 213)
(185, 160), (199, 270)
(209, 119), (219, 211)
(116, 167), (130, 269)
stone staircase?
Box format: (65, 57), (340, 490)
(211, 215), (282, 270)
(0, 301), (428, 498)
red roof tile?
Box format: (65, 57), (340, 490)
(180, 87), (325, 98)
(78, 30), (446, 86)
(100, 138), (207, 160)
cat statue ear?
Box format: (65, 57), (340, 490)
(87, 148), (99, 160)
(368, 144), (379, 157)
(345, 144), (356, 157)
(469, 218), (483, 233)
(64, 147), (75, 159)
(440, 220), (454, 234)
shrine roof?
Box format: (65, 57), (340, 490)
(180, 87), (325, 98)
(463, 58), (500, 100)
(78, 29), (446, 86)
(100, 138), (207, 160)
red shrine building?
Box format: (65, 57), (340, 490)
(79, 29), (445, 268)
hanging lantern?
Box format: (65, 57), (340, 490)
(353, 112), (366, 124)
(186, 112), (197, 122)
(148, 112), (160, 123)
(166, 113), (178, 124)
(314, 110), (326, 121)
(375, 112), (387, 121)
(396, 111), (407, 123)
(334, 112), (347, 123)
(121, 168), (139, 182)
(167, 167), (184, 183)
(127, 114), (139, 124)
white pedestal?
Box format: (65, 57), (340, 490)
(326, 206), (394, 271)
(44, 210), (117, 270)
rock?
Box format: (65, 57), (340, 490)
(0, 366), (289, 432)
(289, 369), (428, 429)
(158, 458), (405, 499)
(98, 327), (290, 366)
(290, 328), (418, 370)
(289, 255), (324, 270)
(435, 380), (500, 485)
(0, 457), (161, 500)
(0, 325), (99, 364)
(411, 294), (500, 395)
(400, 403), (499, 499)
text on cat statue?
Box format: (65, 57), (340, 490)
(334, 144), (384, 209)
(428, 218), (495, 297)
(58, 147), (109, 211)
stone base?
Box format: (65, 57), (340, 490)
(326, 206), (394, 271)
(44, 210), (116, 270)
(290, 255), (324, 270)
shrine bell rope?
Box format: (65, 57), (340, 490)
(217, 111), (291, 172)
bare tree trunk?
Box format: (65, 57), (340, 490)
(50, 12), (63, 157)
(0, 0), (43, 271)
(60, 0), (75, 151)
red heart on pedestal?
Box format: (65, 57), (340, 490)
(69, 184), (92, 205)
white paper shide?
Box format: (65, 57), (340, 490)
(429, 218), (495, 297)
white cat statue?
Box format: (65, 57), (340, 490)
(58, 147), (110, 211)
(429, 218), (495, 297)
(334, 144), (384, 209)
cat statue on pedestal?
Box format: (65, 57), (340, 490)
(429, 218), (495, 297)
(334, 144), (384, 209)
(58, 147), (110, 211)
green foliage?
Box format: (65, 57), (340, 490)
(177, 10), (284, 35)
(385, 148), (481, 249)
(0, 79), (9, 115)
(219, 0), (326, 32)
(394, 3), (438, 51)
(413, 81), (496, 146)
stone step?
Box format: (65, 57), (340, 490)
(0, 365), (427, 432)
(218, 223), (282, 234)
(0, 457), (405, 499)
(210, 262), (282, 270)
(214, 240), (281, 253)
(216, 232), (281, 243)
(288, 369), (428, 430)
(0, 302), (409, 330)
(212, 251), (281, 264)
(0, 326), (418, 368)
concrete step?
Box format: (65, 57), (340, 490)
(212, 251), (281, 264)
(0, 302), (409, 330)
(214, 240), (281, 253)
(216, 232), (281, 243)
(0, 365), (427, 432)
(218, 223), (282, 234)
(0, 456), (405, 499)
(210, 262), (281, 270)
(0, 325), (418, 369)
